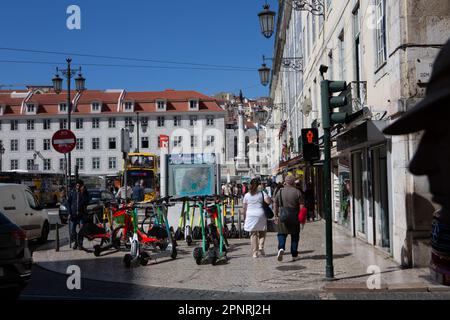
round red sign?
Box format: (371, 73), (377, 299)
(52, 129), (76, 154)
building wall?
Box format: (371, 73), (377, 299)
(269, 0), (450, 266)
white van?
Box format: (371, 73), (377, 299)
(0, 183), (50, 243)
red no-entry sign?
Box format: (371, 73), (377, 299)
(52, 129), (76, 154)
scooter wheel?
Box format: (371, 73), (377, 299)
(123, 254), (132, 268)
(193, 247), (203, 265)
(171, 247), (178, 260)
(93, 245), (102, 257)
(186, 236), (193, 246)
(140, 252), (150, 266)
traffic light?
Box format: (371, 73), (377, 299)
(321, 80), (349, 129)
(301, 128), (320, 162)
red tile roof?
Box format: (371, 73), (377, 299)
(0, 89), (224, 116)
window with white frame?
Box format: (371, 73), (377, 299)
(10, 139), (18, 152)
(190, 135), (198, 148)
(76, 138), (84, 150)
(0, 105), (4, 116)
(26, 103), (36, 114)
(189, 99), (199, 110)
(189, 115), (198, 126)
(108, 137), (116, 150)
(43, 139), (51, 151)
(108, 117), (116, 128)
(26, 139), (35, 151)
(10, 120), (18, 131)
(156, 100), (167, 111)
(173, 116), (181, 126)
(59, 119), (67, 129)
(76, 118), (83, 129)
(92, 157), (100, 170)
(125, 117), (133, 128)
(157, 116), (165, 127)
(76, 158), (84, 171)
(59, 158), (66, 171)
(43, 119), (51, 130)
(27, 120), (35, 130)
(375, 0), (387, 68)
(206, 135), (215, 147)
(92, 138), (100, 150)
(124, 101), (134, 112)
(10, 159), (18, 171)
(92, 118), (100, 129)
(59, 103), (68, 113)
(206, 116), (214, 126)
(91, 102), (101, 113)
(173, 136), (183, 148)
(43, 159), (51, 171)
(141, 137), (149, 149)
(108, 157), (117, 170)
(27, 159), (35, 171)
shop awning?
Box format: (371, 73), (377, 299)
(336, 120), (387, 152)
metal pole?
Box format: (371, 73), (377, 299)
(55, 221), (60, 252)
(67, 58), (72, 186)
(65, 153), (71, 249)
(136, 112), (139, 153)
(321, 80), (334, 279)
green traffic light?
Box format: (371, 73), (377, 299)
(329, 81), (347, 93)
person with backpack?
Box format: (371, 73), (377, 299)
(273, 175), (304, 262)
(243, 178), (272, 258)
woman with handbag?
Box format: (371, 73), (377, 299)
(273, 175), (304, 262)
(243, 178), (272, 258)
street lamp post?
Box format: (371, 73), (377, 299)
(52, 58), (86, 186)
(136, 112), (140, 153)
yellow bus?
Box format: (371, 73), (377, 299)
(123, 152), (159, 201)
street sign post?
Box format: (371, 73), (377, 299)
(52, 129), (76, 154)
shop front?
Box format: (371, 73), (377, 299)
(334, 120), (392, 253)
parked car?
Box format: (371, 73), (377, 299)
(0, 211), (33, 299)
(59, 189), (116, 224)
(0, 184), (50, 243)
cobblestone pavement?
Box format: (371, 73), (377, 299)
(28, 219), (450, 299)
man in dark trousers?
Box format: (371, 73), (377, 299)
(67, 180), (89, 249)
(132, 181), (144, 202)
(383, 38), (450, 285)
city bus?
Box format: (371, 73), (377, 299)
(123, 152), (159, 201)
(0, 171), (64, 207)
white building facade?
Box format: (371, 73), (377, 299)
(269, 0), (450, 267)
(0, 88), (226, 177)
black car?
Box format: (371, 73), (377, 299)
(0, 211), (32, 299)
(59, 189), (116, 224)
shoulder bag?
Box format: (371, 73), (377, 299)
(261, 191), (274, 219)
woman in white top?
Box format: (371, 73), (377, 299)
(243, 178), (272, 258)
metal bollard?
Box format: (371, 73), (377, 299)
(55, 222), (60, 252)
(237, 208), (242, 239)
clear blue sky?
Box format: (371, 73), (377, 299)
(0, 0), (277, 98)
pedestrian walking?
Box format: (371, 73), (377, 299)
(243, 178), (272, 258)
(116, 183), (132, 201)
(67, 180), (90, 250)
(132, 181), (145, 202)
(273, 175), (304, 262)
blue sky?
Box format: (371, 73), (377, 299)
(0, 0), (277, 98)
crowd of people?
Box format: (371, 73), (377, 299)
(239, 176), (316, 261)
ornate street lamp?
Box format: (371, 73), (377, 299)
(259, 63), (271, 86)
(258, 3), (276, 39)
(52, 58), (86, 184)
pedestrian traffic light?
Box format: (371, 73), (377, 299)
(301, 128), (320, 162)
(321, 80), (349, 129)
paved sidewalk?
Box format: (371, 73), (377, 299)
(33, 220), (450, 294)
